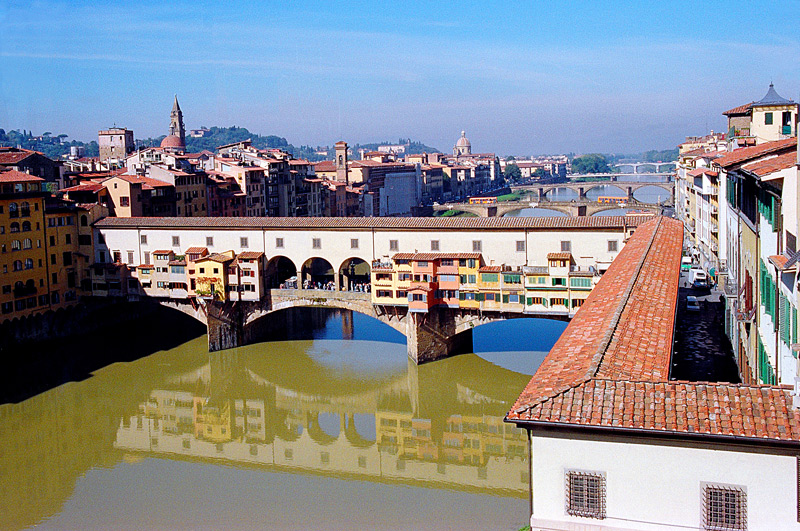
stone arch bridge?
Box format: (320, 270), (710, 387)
(159, 289), (569, 364)
(433, 198), (665, 218)
(514, 179), (674, 201)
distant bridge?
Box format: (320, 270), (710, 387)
(611, 162), (677, 173)
(433, 199), (664, 218)
(513, 179), (674, 200)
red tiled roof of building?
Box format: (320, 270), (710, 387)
(507, 216), (800, 444)
(168, 260), (186, 266)
(722, 102), (754, 116)
(184, 247), (208, 254)
(197, 253), (233, 263)
(0, 169), (45, 183)
(97, 216), (647, 231)
(479, 265), (502, 272)
(0, 149), (37, 165)
(687, 168), (719, 178)
(138, 264), (154, 270)
(152, 250), (173, 255)
(547, 252), (573, 261)
(769, 254), (795, 271)
(393, 252), (482, 261)
(236, 251), (264, 260)
(741, 151), (798, 177)
(60, 182), (105, 193)
(714, 137), (796, 169)
(313, 161), (336, 172)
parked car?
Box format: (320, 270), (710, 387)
(686, 295), (700, 311)
(689, 268), (709, 289)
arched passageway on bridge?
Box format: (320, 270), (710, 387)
(266, 255), (297, 289)
(542, 187), (578, 201)
(583, 183), (626, 200)
(301, 257), (335, 289)
(503, 207), (568, 218)
(344, 413), (376, 448)
(339, 257), (371, 292)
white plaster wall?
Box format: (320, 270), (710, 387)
(531, 434), (799, 530)
(97, 225), (628, 274)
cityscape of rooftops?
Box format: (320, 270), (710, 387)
(2, 1), (800, 530)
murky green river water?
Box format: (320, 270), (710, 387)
(0, 308), (565, 530)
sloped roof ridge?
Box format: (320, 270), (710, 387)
(514, 217), (663, 414)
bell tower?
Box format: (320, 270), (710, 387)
(169, 95), (186, 147)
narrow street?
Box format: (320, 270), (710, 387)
(671, 270), (741, 383)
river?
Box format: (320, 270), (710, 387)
(0, 306), (566, 530)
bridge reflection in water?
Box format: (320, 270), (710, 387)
(0, 308), (554, 529)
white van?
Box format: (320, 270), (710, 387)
(689, 268), (708, 289)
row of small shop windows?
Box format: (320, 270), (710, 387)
(566, 471), (746, 529)
(374, 290), (584, 307)
(145, 281), (257, 292)
(378, 272), (592, 288)
(0, 290), (76, 314)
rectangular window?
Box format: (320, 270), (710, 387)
(240, 237), (248, 248)
(127, 251), (134, 264)
(516, 240), (525, 252)
(390, 240), (399, 252)
(430, 240), (440, 251)
(351, 238), (359, 249)
(143, 251), (150, 264)
(703, 484), (746, 531)
(172, 236), (180, 247)
(561, 241), (571, 252)
(566, 471), (606, 519)
(472, 240), (482, 252)
(206, 236), (214, 247)
(608, 240), (618, 252)
(312, 238), (321, 249)
(276, 238), (284, 248)
(140, 234), (147, 244)
(51, 273), (58, 285)
(765, 112), (773, 125)
(120, 196), (130, 207)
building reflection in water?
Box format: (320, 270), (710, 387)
(115, 344), (531, 495)
(0, 309), (546, 529)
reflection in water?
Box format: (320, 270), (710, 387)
(0, 309), (562, 530)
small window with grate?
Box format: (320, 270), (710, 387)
(276, 237), (284, 248)
(313, 238), (321, 249)
(206, 236), (214, 247)
(431, 240), (440, 251)
(565, 470), (606, 519)
(240, 237), (248, 248)
(561, 240), (571, 252)
(172, 236), (180, 247)
(473, 240), (482, 252)
(516, 240), (525, 252)
(608, 240), (618, 252)
(389, 240), (399, 252)
(351, 238), (359, 249)
(702, 483), (746, 530)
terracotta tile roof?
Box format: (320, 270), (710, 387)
(742, 151), (798, 178)
(769, 254), (795, 271)
(687, 168), (719, 178)
(168, 260), (186, 266)
(547, 252), (573, 261)
(313, 161), (336, 172)
(60, 182), (104, 192)
(507, 216), (800, 445)
(184, 247), (208, 254)
(714, 137), (796, 169)
(152, 250), (173, 255)
(0, 149), (36, 165)
(138, 264), (154, 270)
(393, 252), (482, 261)
(722, 102), (754, 116)
(95, 216), (647, 232)
(197, 253), (233, 263)
(236, 251), (264, 260)
(0, 169), (45, 183)
(479, 265), (502, 272)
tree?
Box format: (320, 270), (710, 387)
(570, 154), (611, 174)
(504, 163), (522, 182)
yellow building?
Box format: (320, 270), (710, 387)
(0, 170), (49, 321)
(44, 201), (82, 310)
(192, 251), (235, 301)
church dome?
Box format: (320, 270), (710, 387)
(455, 130), (471, 148)
(160, 134), (184, 149)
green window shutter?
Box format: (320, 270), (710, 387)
(502, 294), (509, 303)
(476, 293), (485, 302)
(526, 297), (533, 305)
(793, 306), (798, 346)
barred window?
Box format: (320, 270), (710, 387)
(276, 238), (284, 248)
(312, 238), (321, 249)
(172, 236), (180, 247)
(516, 240), (526, 252)
(566, 470), (605, 519)
(389, 240), (399, 252)
(561, 240), (571, 252)
(473, 240), (482, 252)
(431, 240), (440, 251)
(608, 240), (619, 252)
(703, 484), (746, 530)
(206, 236), (214, 247)
(240, 237), (249, 248)
(351, 238), (359, 249)
(140, 234), (147, 244)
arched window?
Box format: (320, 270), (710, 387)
(81, 215), (88, 227)
(20, 202), (30, 217)
(24, 258), (33, 270)
(25, 279), (34, 289)
(10, 222), (19, 233)
(22, 239), (32, 249)
(11, 240), (21, 251)
(21, 221), (31, 232)
(9, 203), (18, 218)
(14, 281), (23, 290)
(12, 261), (22, 272)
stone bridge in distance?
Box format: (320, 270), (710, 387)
(160, 289), (569, 364)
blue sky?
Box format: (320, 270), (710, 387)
(1, 1), (799, 155)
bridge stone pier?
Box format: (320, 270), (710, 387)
(167, 289), (564, 364)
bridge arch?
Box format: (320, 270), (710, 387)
(581, 183), (627, 197)
(338, 257), (371, 292)
(301, 257), (335, 289)
(542, 187), (578, 200)
(344, 413), (376, 448)
(266, 255), (297, 289)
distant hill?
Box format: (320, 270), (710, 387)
(0, 129), (99, 158)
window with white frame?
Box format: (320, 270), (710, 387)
(389, 240), (398, 252)
(565, 470), (605, 519)
(473, 240), (482, 252)
(351, 238), (359, 249)
(702, 483), (746, 530)
(172, 236), (180, 247)
(561, 240), (571, 252)
(431, 240), (440, 251)
(276, 237), (284, 248)
(516, 240), (525, 252)
(312, 238), (321, 249)
(206, 236), (214, 247)
(240, 237), (248, 248)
